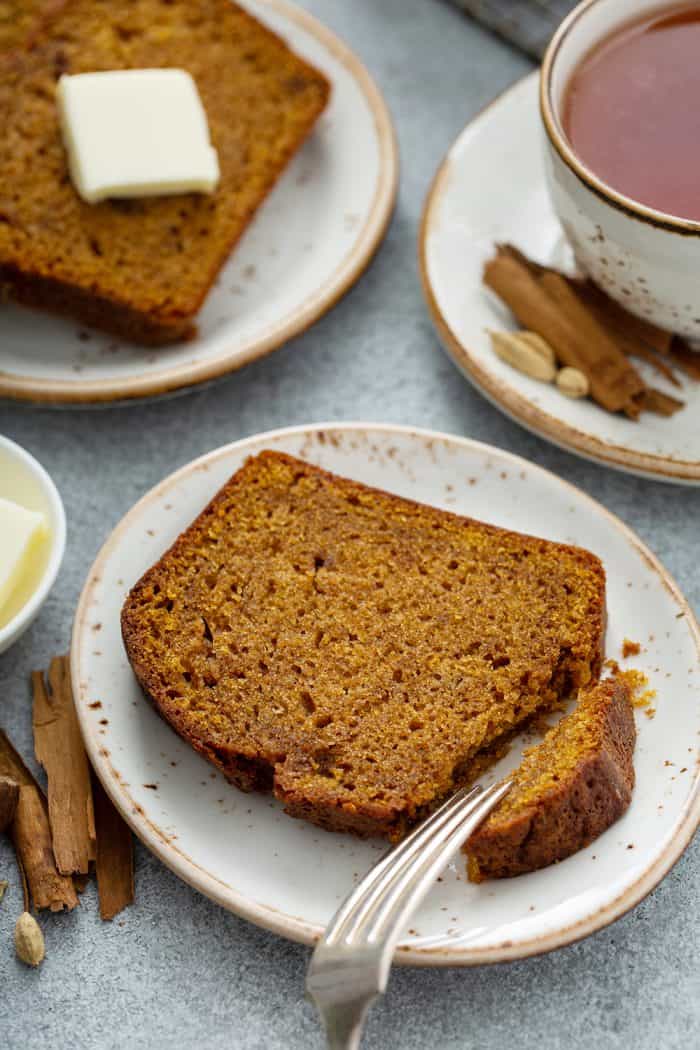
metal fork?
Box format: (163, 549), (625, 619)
(306, 779), (511, 1050)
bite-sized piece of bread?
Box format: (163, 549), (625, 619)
(466, 678), (635, 879)
(0, 0), (330, 344)
(121, 451), (607, 839)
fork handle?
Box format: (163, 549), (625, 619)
(320, 998), (376, 1050)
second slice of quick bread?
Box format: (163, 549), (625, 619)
(0, 0), (330, 344)
(466, 677), (635, 879)
(121, 451), (606, 839)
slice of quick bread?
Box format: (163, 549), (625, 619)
(121, 451), (607, 839)
(0, 0), (330, 344)
(466, 678), (636, 879)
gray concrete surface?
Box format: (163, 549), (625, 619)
(1, 1), (698, 1047)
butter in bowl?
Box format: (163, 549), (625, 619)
(0, 436), (66, 654)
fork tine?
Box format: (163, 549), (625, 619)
(323, 785), (480, 947)
(307, 780), (511, 1050)
(364, 781), (511, 946)
(341, 781), (509, 948)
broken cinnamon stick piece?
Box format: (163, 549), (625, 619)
(635, 388), (685, 417)
(14, 786), (80, 912)
(668, 338), (700, 381)
(620, 342), (680, 387)
(33, 657), (96, 875)
(577, 279), (674, 356)
(574, 289), (681, 386)
(92, 771), (133, 921)
(0, 729), (79, 912)
(0, 775), (19, 833)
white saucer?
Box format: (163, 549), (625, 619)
(420, 71), (700, 484)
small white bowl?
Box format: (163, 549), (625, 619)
(540, 0), (700, 340)
(0, 435), (66, 654)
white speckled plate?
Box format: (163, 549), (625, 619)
(420, 72), (700, 484)
(71, 423), (700, 965)
(0, 0), (397, 405)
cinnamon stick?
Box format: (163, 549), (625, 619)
(0, 775), (19, 833)
(0, 731), (78, 911)
(577, 280), (674, 356)
(635, 388), (685, 417)
(620, 342), (680, 387)
(538, 272), (647, 412)
(92, 771), (134, 921)
(33, 657), (96, 875)
(14, 786), (79, 912)
(572, 288), (680, 386)
(499, 246), (674, 358)
(484, 250), (644, 413)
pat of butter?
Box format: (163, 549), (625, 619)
(57, 69), (220, 204)
(0, 496), (48, 616)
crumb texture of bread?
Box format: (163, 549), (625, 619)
(0, 0), (330, 343)
(466, 678), (636, 879)
(0, 1), (44, 53)
(121, 451), (607, 839)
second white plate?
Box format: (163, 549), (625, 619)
(420, 71), (700, 484)
(72, 423), (700, 966)
(0, 0), (397, 405)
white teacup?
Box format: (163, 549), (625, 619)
(540, 0), (700, 341)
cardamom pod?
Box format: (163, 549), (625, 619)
(488, 330), (557, 382)
(15, 911), (45, 967)
(556, 366), (590, 399)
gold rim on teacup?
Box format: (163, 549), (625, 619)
(540, 0), (700, 237)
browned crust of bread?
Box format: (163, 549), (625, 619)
(466, 679), (636, 879)
(0, 1), (330, 344)
(0, 261), (196, 344)
(121, 450), (607, 840)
